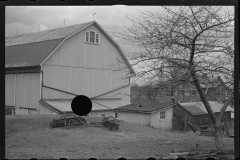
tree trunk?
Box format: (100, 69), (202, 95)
(190, 69), (226, 152)
(215, 121), (225, 151)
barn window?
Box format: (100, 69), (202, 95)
(160, 111), (166, 119)
(96, 33), (100, 44)
(90, 31), (95, 43)
(86, 31), (100, 44)
(85, 32), (89, 42)
(115, 113), (118, 118)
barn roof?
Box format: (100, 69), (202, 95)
(39, 98), (130, 114)
(114, 103), (177, 113)
(5, 39), (64, 68)
(5, 21), (135, 74)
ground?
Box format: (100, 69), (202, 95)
(6, 115), (234, 159)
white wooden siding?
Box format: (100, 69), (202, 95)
(117, 112), (151, 126)
(42, 86), (75, 99)
(15, 73), (40, 110)
(5, 73), (55, 115)
(89, 110), (114, 117)
(42, 23), (130, 98)
(5, 74), (15, 106)
(150, 107), (173, 130)
(96, 85), (130, 102)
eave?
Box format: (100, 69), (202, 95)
(5, 66), (41, 74)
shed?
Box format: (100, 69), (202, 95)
(179, 101), (234, 134)
(114, 103), (179, 130)
(5, 21), (135, 116)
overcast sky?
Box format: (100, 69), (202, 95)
(5, 6), (165, 56)
(6, 6), (234, 85)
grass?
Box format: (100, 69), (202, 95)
(5, 115), (234, 159)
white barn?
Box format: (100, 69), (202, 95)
(5, 21), (135, 116)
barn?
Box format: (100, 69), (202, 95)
(5, 21), (135, 116)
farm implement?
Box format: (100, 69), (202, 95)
(50, 114), (86, 128)
(89, 116), (120, 131)
(50, 115), (120, 131)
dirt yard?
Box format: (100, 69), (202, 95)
(5, 115), (234, 159)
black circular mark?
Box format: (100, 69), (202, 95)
(88, 158), (97, 160)
(59, 158), (68, 160)
(205, 157), (215, 160)
(71, 95), (92, 116)
(117, 158), (127, 160)
(29, 158), (38, 160)
(176, 157), (186, 160)
(146, 157), (156, 160)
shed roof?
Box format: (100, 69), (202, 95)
(5, 21), (135, 74)
(179, 101), (234, 116)
(180, 104), (206, 116)
(114, 103), (177, 113)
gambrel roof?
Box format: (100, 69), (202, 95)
(5, 21), (135, 74)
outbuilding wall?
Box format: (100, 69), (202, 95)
(89, 110), (115, 118)
(116, 111), (151, 126)
(150, 107), (173, 130)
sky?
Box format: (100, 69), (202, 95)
(5, 6), (234, 85)
(5, 6), (164, 56)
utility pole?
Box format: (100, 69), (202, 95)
(64, 18), (65, 27)
(16, 29), (17, 36)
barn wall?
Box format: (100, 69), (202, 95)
(5, 73), (56, 115)
(150, 107), (173, 130)
(116, 112), (151, 126)
(42, 86), (75, 99)
(42, 23), (130, 99)
(96, 85), (130, 102)
(5, 74), (15, 106)
(14, 73), (40, 112)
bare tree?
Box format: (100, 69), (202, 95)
(117, 6), (234, 151)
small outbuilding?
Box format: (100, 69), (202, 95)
(114, 101), (234, 133)
(180, 101), (234, 135)
(114, 103), (180, 130)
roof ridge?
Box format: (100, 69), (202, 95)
(6, 21), (94, 39)
(6, 21), (94, 46)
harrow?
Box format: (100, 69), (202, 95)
(90, 116), (120, 131)
(50, 114), (86, 128)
